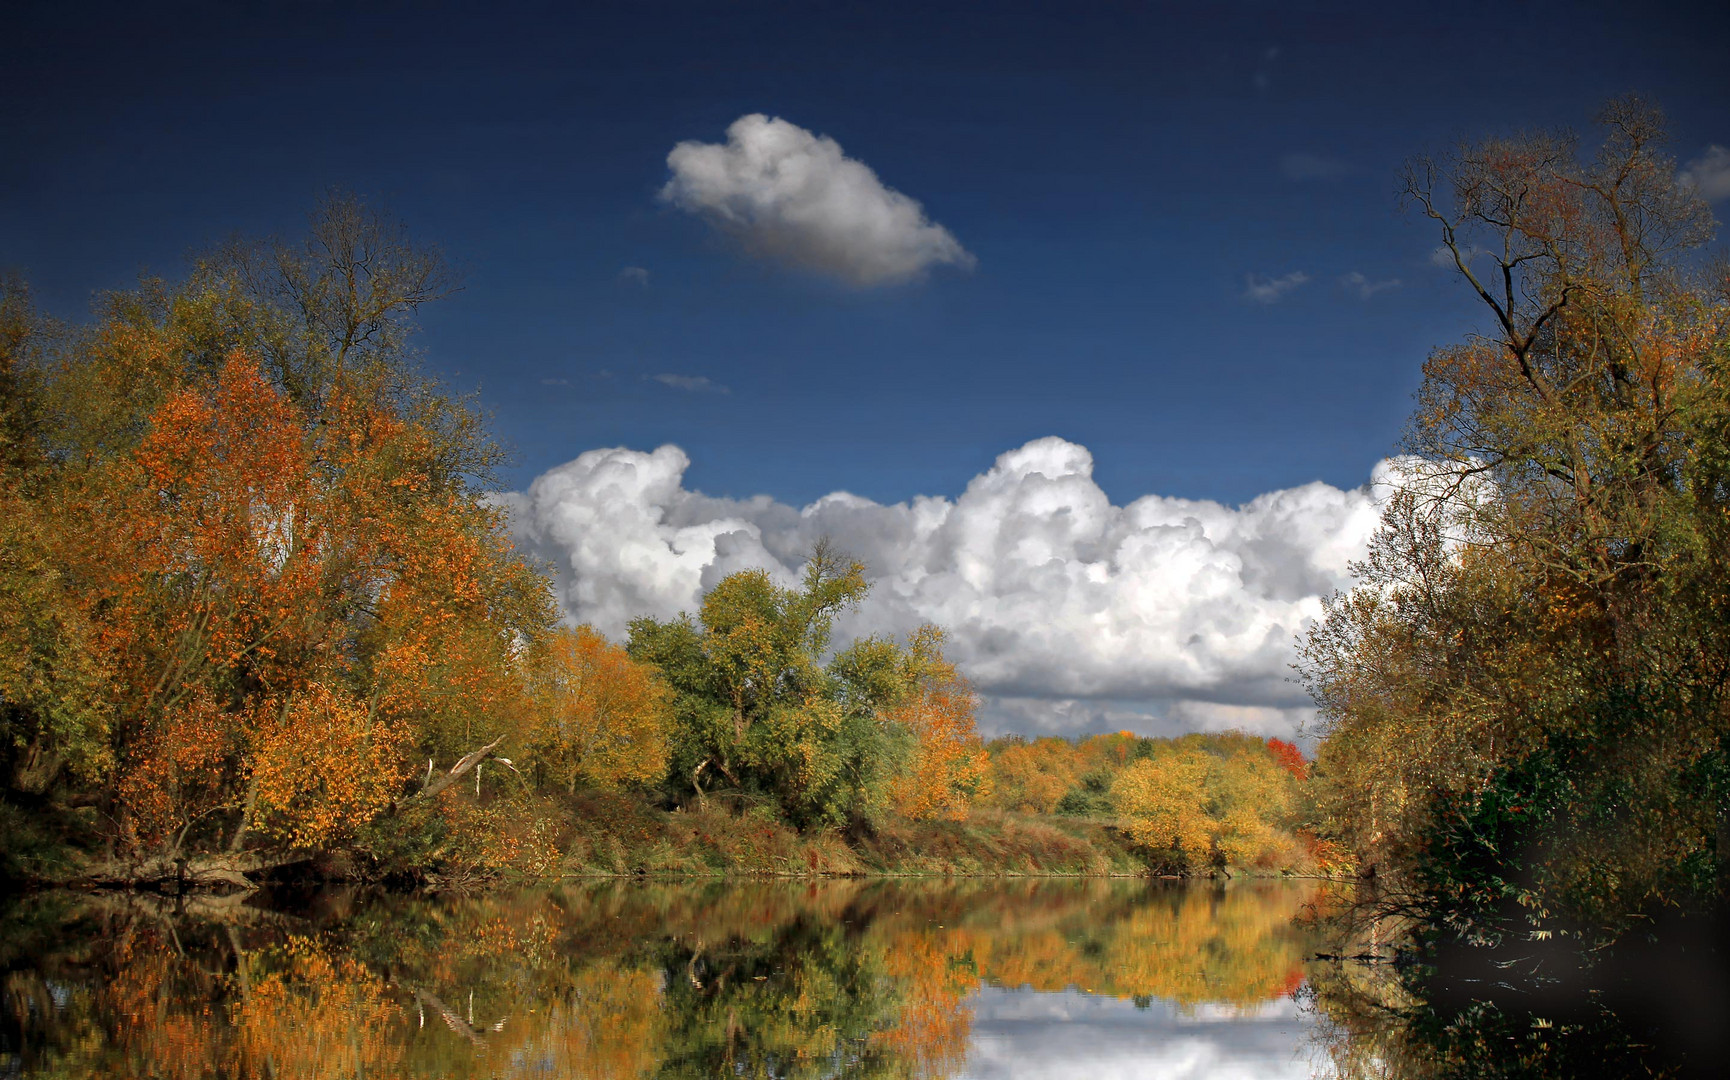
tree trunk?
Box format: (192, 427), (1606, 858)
(63, 849), (312, 891)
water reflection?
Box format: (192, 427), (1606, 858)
(1, 879), (1325, 1078)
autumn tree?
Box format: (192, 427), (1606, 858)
(0, 194), (555, 884)
(983, 736), (1081, 814)
(1305, 96), (1730, 934)
(526, 625), (672, 792)
(879, 626), (991, 821)
(1111, 734), (1310, 872)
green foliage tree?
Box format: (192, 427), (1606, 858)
(629, 545), (985, 830)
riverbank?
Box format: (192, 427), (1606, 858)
(553, 795), (1148, 878)
(413, 791), (1324, 886)
(6, 788), (1322, 892)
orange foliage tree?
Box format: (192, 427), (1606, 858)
(984, 736), (1083, 813)
(2, 196), (554, 878)
(886, 626), (992, 821)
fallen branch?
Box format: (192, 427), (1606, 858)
(403, 735), (506, 805)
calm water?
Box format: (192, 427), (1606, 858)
(1, 878), (1337, 1078)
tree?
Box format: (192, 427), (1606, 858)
(0, 196), (554, 883)
(629, 547), (888, 827)
(882, 626), (991, 821)
(1306, 96), (1730, 934)
(526, 626), (671, 792)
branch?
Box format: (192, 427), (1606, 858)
(405, 735), (506, 804)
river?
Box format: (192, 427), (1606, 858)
(3, 878), (1340, 1078)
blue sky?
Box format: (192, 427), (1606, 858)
(10, 0), (1726, 505)
(9, 1), (1729, 736)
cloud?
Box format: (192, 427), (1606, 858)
(660, 113), (975, 286)
(1279, 153), (1348, 181)
(965, 988), (1319, 1080)
(650, 374), (729, 394)
(1341, 271), (1400, 299)
(1243, 271), (1309, 304)
(499, 437), (1396, 740)
(1679, 145), (1730, 202)
(618, 266), (651, 286)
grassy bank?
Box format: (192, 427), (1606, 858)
(535, 793), (1250, 880)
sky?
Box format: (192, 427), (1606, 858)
(7, 0), (1730, 740)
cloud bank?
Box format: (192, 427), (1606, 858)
(660, 113), (975, 286)
(500, 438), (1395, 740)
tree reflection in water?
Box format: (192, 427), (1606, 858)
(2, 879), (1322, 1078)
(1307, 907), (1730, 1080)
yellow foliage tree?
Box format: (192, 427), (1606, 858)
(1111, 751), (1215, 865)
(1111, 737), (1307, 871)
(528, 626), (672, 792)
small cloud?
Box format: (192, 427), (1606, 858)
(650, 373), (729, 394)
(1429, 243), (1488, 269)
(1341, 271), (1401, 299)
(618, 266), (651, 286)
(1253, 45), (1280, 90)
(1279, 152), (1348, 181)
(540, 377), (572, 386)
(1679, 145), (1730, 202)
(660, 113), (975, 286)
(1243, 271), (1310, 304)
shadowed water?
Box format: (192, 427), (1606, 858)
(1, 878), (1335, 1078)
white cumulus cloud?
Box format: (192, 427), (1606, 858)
(499, 438), (1397, 741)
(660, 113), (976, 286)
(1679, 144), (1730, 202)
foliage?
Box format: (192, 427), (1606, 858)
(628, 549), (988, 831)
(526, 626), (671, 792)
(0, 195), (555, 873)
(881, 626), (992, 821)
(1303, 96), (1730, 937)
(1110, 733), (1311, 872)
(978, 730), (1317, 874)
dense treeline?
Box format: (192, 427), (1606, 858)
(980, 731), (1324, 874)
(1303, 97), (1730, 944)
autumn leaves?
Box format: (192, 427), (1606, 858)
(985, 731), (1318, 874)
(1303, 97), (1730, 934)
(0, 199), (556, 877)
(0, 196), (1013, 880)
